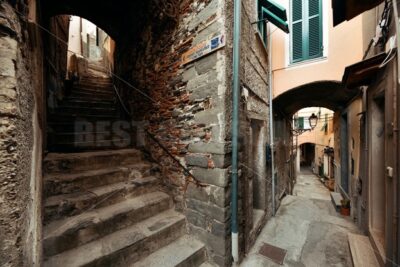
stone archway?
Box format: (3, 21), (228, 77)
(273, 80), (359, 116)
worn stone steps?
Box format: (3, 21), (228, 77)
(78, 80), (112, 87)
(69, 90), (115, 99)
(65, 94), (116, 103)
(70, 88), (114, 98)
(48, 131), (131, 143)
(43, 209), (186, 267)
(55, 105), (117, 115)
(47, 120), (133, 133)
(44, 191), (172, 257)
(44, 149), (142, 173)
(87, 62), (108, 73)
(199, 262), (219, 267)
(46, 139), (134, 152)
(52, 109), (117, 118)
(132, 235), (207, 267)
(44, 162), (152, 197)
(77, 79), (113, 87)
(44, 176), (160, 223)
(47, 113), (119, 123)
(62, 98), (115, 107)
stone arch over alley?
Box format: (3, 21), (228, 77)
(273, 80), (359, 116)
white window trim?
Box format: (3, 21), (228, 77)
(284, 0), (329, 67)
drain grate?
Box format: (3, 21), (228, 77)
(258, 242), (287, 265)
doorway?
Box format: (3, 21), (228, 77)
(369, 94), (386, 256)
(340, 113), (349, 194)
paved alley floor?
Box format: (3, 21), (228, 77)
(241, 170), (359, 267)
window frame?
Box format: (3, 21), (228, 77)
(289, 0), (323, 64)
(257, 1), (268, 45)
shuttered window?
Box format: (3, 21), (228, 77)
(257, 4), (268, 45)
(291, 0), (322, 63)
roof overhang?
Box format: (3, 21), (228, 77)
(342, 53), (387, 89)
(332, 0), (384, 26)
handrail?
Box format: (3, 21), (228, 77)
(107, 64), (205, 187)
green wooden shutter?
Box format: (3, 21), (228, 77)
(291, 0), (322, 63)
(257, 1), (268, 45)
(308, 0), (322, 58)
(291, 0), (303, 62)
(297, 117), (304, 129)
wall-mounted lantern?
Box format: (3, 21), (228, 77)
(309, 113), (318, 130)
(292, 113), (319, 136)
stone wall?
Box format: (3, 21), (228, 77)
(237, 0), (272, 255)
(0, 1), (43, 266)
(114, 0), (232, 265)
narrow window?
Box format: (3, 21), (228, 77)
(291, 0), (323, 63)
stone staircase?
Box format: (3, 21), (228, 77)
(47, 60), (129, 152)
(43, 60), (212, 266)
(42, 148), (209, 267)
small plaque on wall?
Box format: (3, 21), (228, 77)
(181, 33), (225, 65)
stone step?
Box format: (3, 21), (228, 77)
(47, 120), (133, 133)
(46, 139), (134, 153)
(47, 131), (132, 145)
(66, 95), (116, 103)
(44, 176), (160, 223)
(77, 79), (112, 86)
(43, 209), (186, 267)
(44, 191), (172, 257)
(70, 89), (115, 98)
(74, 80), (113, 88)
(199, 263), (219, 267)
(61, 99), (115, 109)
(132, 235), (206, 267)
(87, 63), (108, 73)
(79, 77), (112, 84)
(44, 162), (152, 197)
(348, 233), (379, 267)
(71, 87), (114, 95)
(43, 149), (142, 173)
(54, 106), (117, 117)
(47, 113), (119, 123)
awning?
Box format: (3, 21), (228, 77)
(259, 0), (289, 33)
(332, 0), (384, 26)
(342, 53), (387, 89)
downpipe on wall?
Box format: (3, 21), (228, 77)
(231, 0), (241, 263)
(392, 0), (400, 264)
(268, 24), (276, 215)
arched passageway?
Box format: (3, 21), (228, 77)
(35, 1), (219, 265)
(272, 81), (354, 222)
(273, 80), (359, 116)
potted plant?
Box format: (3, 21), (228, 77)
(340, 199), (350, 216)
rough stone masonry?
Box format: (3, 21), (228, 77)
(0, 1), (42, 266)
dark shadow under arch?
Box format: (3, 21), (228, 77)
(41, 0), (151, 41)
(273, 80), (359, 116)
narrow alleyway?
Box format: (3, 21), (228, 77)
(241, 169), (360, 267)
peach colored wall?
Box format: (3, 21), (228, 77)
(296, 107), (334, 172)
(271, 1), (364, 98)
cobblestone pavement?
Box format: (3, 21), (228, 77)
(241, 170), (360, 267)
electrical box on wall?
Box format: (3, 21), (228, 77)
(386, 166), (393, 178)
(385, 35), (397, 53)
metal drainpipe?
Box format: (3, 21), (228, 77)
(392, 0), (400, 263)
(268, 24), (276, 215)
(231, 0), (241, 263)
